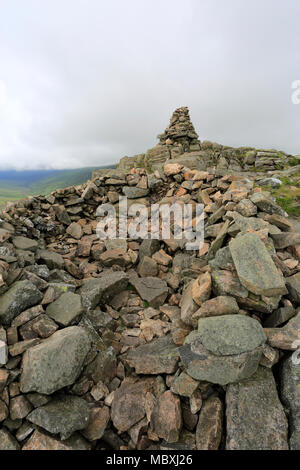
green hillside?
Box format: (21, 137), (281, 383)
(0, 166), (114, 208)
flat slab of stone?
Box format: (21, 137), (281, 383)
(123, 186), (149, 198)
(20, 326), (91, 395)
(130, 276), (168, 308)
(125, 336), (179, 374)
(0, 281), (43, 325)
(80, 271), (128, 309)
(22, 429), (90, 450)
(226, 367), (289, 450)
(229, 232), (287, 296)
(197, 315), (266, 356)
(38, 250), (64, 270)
(111, 378), (154, 433)
(12, 236), (38, 252)
(27, 395), (90, 440)
(46, 292), (83, 326)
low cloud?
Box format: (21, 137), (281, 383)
(0, 0), (299, 170)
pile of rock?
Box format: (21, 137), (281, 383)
(0, 109), (300, 451)
(115, 107), (296, 174)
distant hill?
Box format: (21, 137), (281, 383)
(0, 166), (115, 208)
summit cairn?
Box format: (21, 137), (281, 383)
(157, 106), (200, 153)
(116, 106), (294, 174)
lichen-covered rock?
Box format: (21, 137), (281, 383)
(20, 326), (91, 394)
(229, 232), (287, 297)
(280, 354), (300, 450)
(180, 315), (266, 385)
(226, 367), (289, 450)
(0, 281), (43, 325)
(27, 395), (90, 440)
(125, 336), (179, 374)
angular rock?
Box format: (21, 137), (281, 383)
(20, 326), (91, 394)
(197, 314), (266, 356)
(196, 396), (223, 450)
(80, 271), (128, 309)
(286, 272), (300, 304)
(22, 429), (90, 450)
(27, 395), (90, 440)
(10, 395), (33, 420)
(171, 372), (199, 397)
(125, 336), (179, 374)
(226, 367), (289, 450)
(250, 192), (286, 217)
(82, 406), (110, 441)
(280, 354), (300, 450)
(111, 378), (154, 432)
(180, 316), (266, 385)
(66, 222), (83, 240)
(0, 428), (20, 450)
(46, 292), (84, 326)
(229, 232), (287, 296)
(180, 280), (198, 326)
(192, 296), (239, 321)
(0, 281), (43, 325)
(265, 311), (300, 350)
(130, 276), (168, 308)
(12, 236), (38, 252)
(123, 186), (149, 198)
(150, 390), (182, 443)
(39, 250), (64, 270)
(270, 232), (300, 249)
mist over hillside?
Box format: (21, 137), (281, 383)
(0, 166), (115, 207)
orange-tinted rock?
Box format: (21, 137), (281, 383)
(196, 395), (223, 450)
(150, 390), (182, 443)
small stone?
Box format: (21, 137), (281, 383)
(150, 390), (182, 443)
(138, 256), (158, 277)
(0, 428), (20, 450)
(125, 336), (179, 374)
(286, 272), (300, 304)
(191, 271), (211, 307)
(22, 429), (90, 450)
(10, 395), (33, 420)
(171, 372), (199, 397)
(193, 296), (239, 321)
(196, 396), (223, 450)
(265, 311), (300, 350)
(130, 277), (168, 308)
(190, 390), (203, 414)
(46, 292), (84, 326)
(0, 280), (43, 325)
(27, 395), (90, 440)
(0, 399), (8, 422)
(12, 236), (38, 252)
(164, 163), (183, 176)
(111, 378), (154, 432)
(39, 250), (64, 270)
(66, 222), (83, 240)
(82, 406), (110, 441)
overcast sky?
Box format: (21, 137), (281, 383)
(0, 0), (299, 170)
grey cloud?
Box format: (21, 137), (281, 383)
(0, 0), (299, 170)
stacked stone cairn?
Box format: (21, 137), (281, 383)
(0, 108), (299, 450)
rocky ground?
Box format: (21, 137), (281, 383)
(0, 108), (299, 450)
